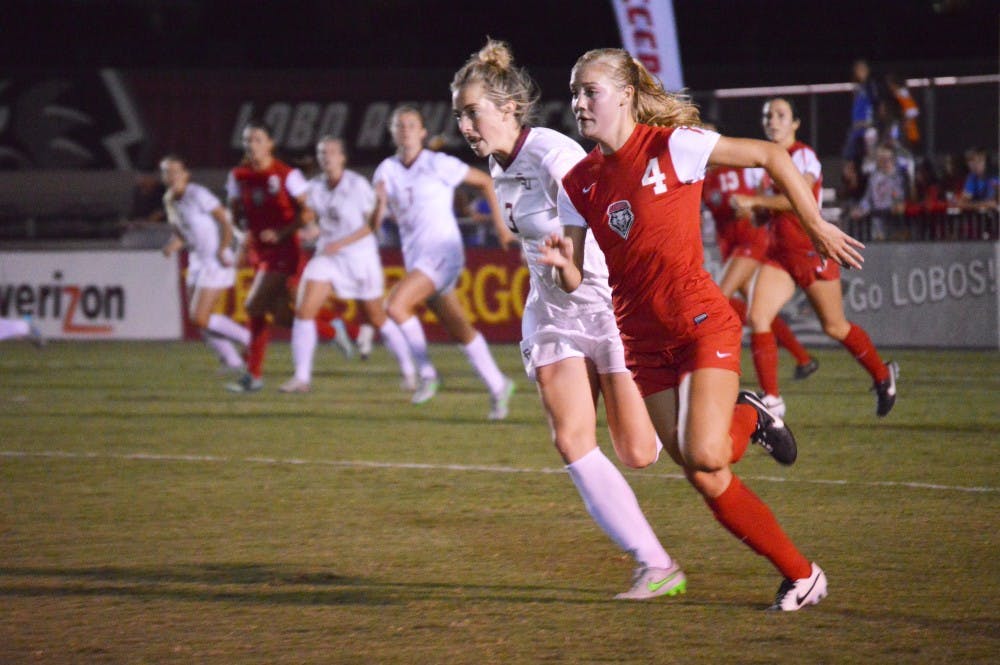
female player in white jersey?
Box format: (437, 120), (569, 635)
(279, 137), (415, 393)
(160, 154), (249, 371)
(451, 40), (684, 599)
(373, 105), (516, 419)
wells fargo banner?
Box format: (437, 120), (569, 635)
(182, 247), (529, 343)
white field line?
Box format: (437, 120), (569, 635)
(1, 449), (997, 494)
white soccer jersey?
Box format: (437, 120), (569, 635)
(372, 150), (467, 260)
(490, 127), (611, 318)
(306, 169), (379, 257)
(164, 182), (225, 264)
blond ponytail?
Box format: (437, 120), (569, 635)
(572, 48), (701, 128)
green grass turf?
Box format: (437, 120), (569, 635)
(1, 341), (997, 664)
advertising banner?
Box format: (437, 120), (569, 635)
(836, 242), (998, 348)
(2, 243), (995, 347)
(0, 250), (183, 339)
(184, 248), (529, 343)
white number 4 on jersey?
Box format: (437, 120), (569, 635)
(642, 157), (667, 194)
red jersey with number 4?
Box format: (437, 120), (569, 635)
(558, 123), (738, 353)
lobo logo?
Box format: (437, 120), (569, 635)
(0, 70), (145, 169)
(606, 200), (635, 239)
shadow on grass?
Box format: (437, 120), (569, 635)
(0, 563), (624, 607)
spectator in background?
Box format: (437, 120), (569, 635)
(843, 59), (879, 165)
(958, 147), (999, 212)
(884, 72), (921, 152)
(850, 143), (907, 240)
(907, 157), (948, 240)
(837, 159), (865, 209)
(908, 158), (947, 215)
(939, 152), (969, 203)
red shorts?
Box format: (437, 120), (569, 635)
(254, 245), (303, 276)
(767, 245), (841, 289)
(626, 326), (742, 397)
(719, 221), (769, 263)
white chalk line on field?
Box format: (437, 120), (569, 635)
(1, 449), (997, 494)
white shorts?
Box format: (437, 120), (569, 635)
(187, 259), (236, 291)
(405, 246), (464, 295)
(301, 251), (385, 301)
(519, 304), (627, 380)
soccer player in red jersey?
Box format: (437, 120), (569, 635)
(701, 162), (817, 380)
(541, 49), (864, 611)
(224, 121), (311, 393)
(731, 98), (898, 419)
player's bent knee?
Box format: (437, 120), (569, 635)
(615, 440), (658, 469)
(682, 446), (729, 474)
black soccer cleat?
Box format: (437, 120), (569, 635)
(873, 361), (899, 417)
(737, 390), (797, 465)
(793, 357), (819, 380)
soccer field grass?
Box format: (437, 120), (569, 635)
(1, 341), (997, 664)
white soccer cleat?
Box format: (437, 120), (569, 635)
(487, 377), (516, 421)
(760, 392), (786, 419)
(400, 374), (418, 392)
(278, 377), (311, 393)
(411, 377), (440, 405)
(330, 318), (355, 359)
(614, 562), (687, 600)
(357, 324), (375, 360)
(768, 562), (827, 611)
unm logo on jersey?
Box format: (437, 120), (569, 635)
(606, 200), (635, 239)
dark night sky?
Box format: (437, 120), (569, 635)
(2, 0), (997, 88)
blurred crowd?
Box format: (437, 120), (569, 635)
(839, 59), (998, 241)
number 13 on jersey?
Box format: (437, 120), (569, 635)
(642, 157), (667, 194)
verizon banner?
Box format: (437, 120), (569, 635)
(0, 250), (183, 340)
(611, 0), (685, 91)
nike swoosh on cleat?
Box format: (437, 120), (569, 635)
(795, 574), (821, 606)
(715, 351), (733, 358)
(647, 572), (680, 592)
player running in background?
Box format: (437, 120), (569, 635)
(542, 48), (866, 611)
(159, 154), (249, 373)
(701, 160), (817, 379)
(451, 40), (685, 599)
(0, 317), (43, 345)
(731, 98), (898, 418)
(279, 136), (415, 393)
(225, 121), (310, 393)
(373, 105), (516, 419)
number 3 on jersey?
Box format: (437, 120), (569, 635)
(642, 157), (667, 194)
